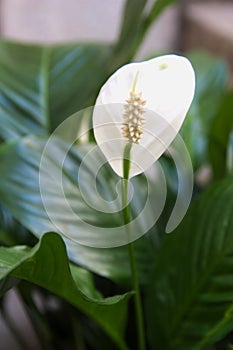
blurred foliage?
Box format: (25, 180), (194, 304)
(0, 233), (131, 350)
(181, 51), (229, 170)
(0, 0), (233, 349)
(0, 41), (111, 139)
(146, 176), (233, 350)
(209, 91), (233, 180)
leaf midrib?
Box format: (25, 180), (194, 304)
(167, 187), (233, 343)
(40, 46), (50, 133)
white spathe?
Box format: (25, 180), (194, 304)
(93, 54), (195, 178)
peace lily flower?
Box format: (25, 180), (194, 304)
(93, 55), (195, 178)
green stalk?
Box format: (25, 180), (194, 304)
(122, 144), (146, 350)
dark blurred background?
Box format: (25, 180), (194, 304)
(0, 0), (232, 349)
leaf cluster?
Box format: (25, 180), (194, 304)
(0, 1), (233, 349)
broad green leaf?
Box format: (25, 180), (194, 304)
(69, 264), (102, 300)
(112, 0), (147, 64)
(209, 91), (233, 179)
(68, 232), (155, 287)
(111, 0), (179, 64)
(0, 135), (155, 285)
(0, 40), (110, 139)
(0, 203), (35, 246)
(181, 51), (228, 169)
(145, 177), (233, 350)
(144, 0), (179, 28)
(0, 232), (131, 350)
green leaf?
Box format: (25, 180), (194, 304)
(145, 0), (179, 27)
(0, 40), (111, 139)
(113, 0), (147, 63)
(0, 232), (131, 350)
(70, 264), (102, 300)
(0, 135), (155, 285)
(181, 51), (228, 169)
(209, 91), (233, 179)
(111, 0), (179, 64)
(0, 203), (35, 246)
(145, 176), (233, 350)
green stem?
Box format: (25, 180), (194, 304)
(128, 242), (146, 350)
(122, 144), (146, 350)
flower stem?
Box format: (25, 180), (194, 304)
(128, 242), (146, 350)
(122, 144), (146, 350)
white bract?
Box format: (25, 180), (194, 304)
(93, 55), (195, 178)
